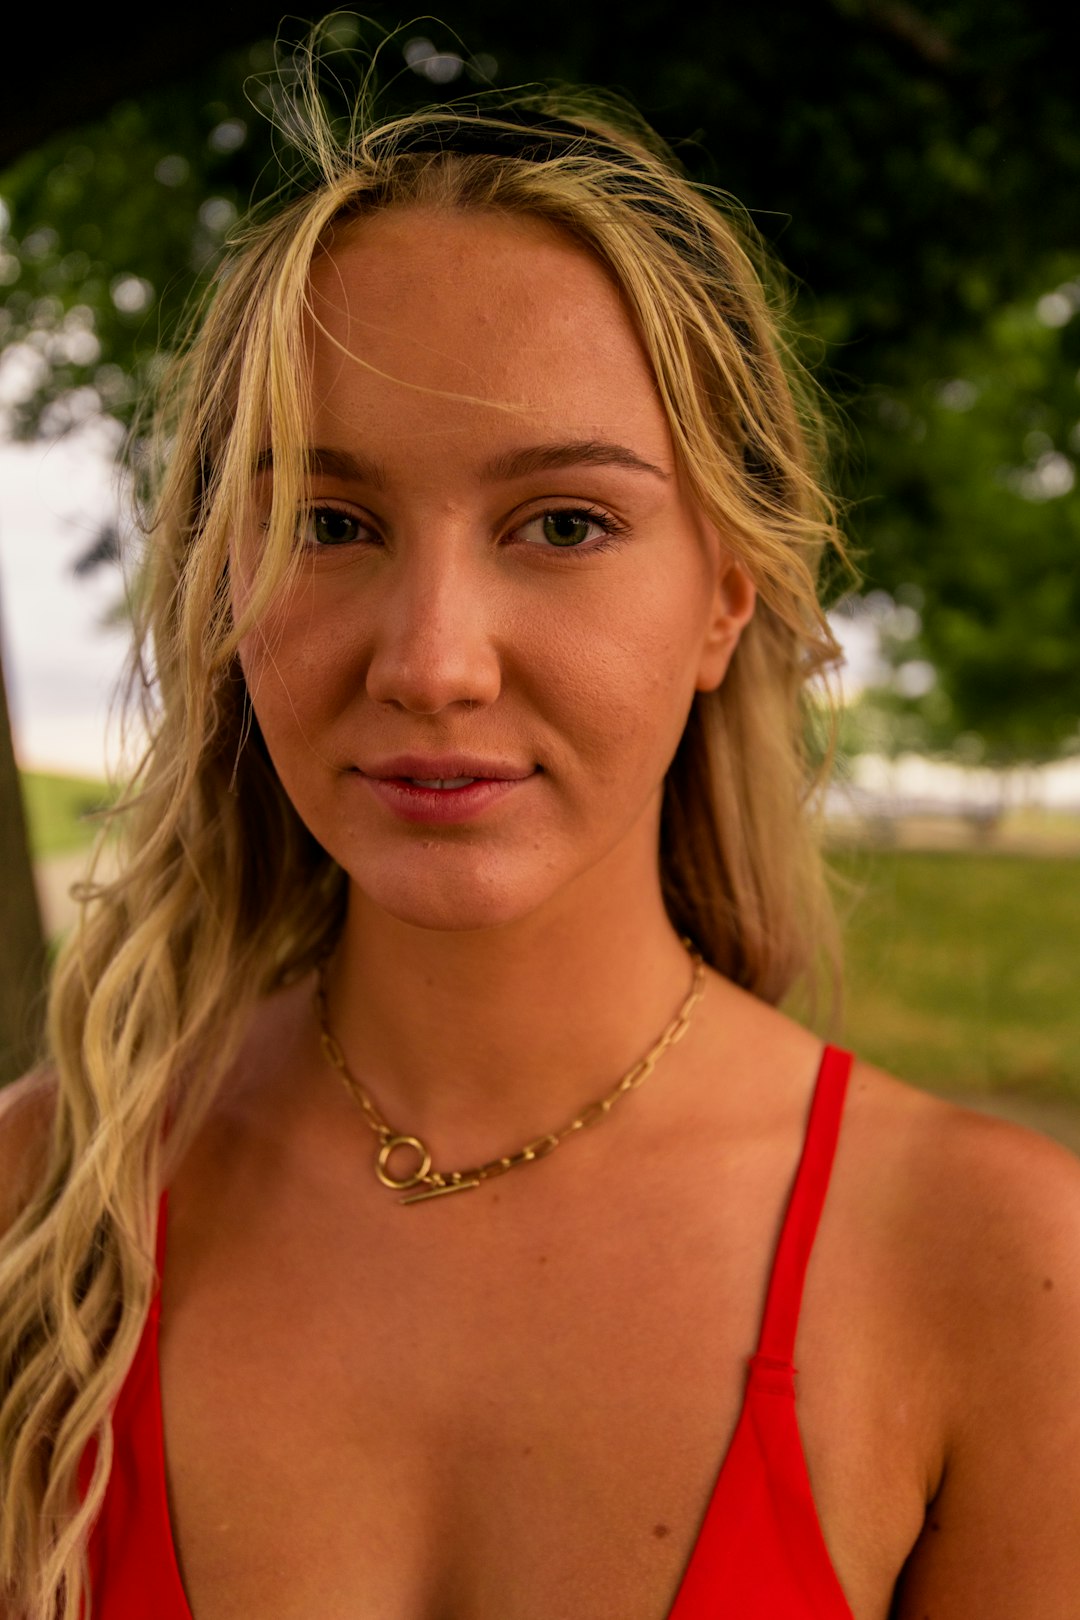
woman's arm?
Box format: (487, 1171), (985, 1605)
(892, 1115), (1080, 1615)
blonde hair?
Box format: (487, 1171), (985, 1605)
(0, 36), (853, 1619)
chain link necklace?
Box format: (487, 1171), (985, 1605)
(314, 936), (706, 1205)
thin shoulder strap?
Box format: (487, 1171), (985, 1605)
(755, 1044), (853, 1366)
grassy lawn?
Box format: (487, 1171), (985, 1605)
(830, 847), (1080, 1100)
(19, 770), (118, 859)
(21, 773), (1079, 1103)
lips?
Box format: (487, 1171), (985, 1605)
(400, 776), (476, 789)
(360, 772), (532, 824)
(360, 754), (537, 782)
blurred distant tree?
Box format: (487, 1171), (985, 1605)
(0, 0), (1077, 754)
(0, 8), (327, 172)
(845, 268), (1080, 763)
(2, 2), (1077, 1076)
(0, 623), (46, 1084)
(2, 2), (1078, 442)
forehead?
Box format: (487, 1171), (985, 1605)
(303, 206), (670, 458)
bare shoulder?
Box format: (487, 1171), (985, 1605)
(0, 1067), (59, 1235)
(847, 1056), (1080, 1278)
(842, 1058), (1080, 1327)
(841, 1059), (1080, 1614)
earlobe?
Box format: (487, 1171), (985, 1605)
(695, 557), (757, 693)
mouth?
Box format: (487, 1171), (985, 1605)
(357, 757), (539, 785)
(355, 770), (537, 824)
(392, 776), (484, 790)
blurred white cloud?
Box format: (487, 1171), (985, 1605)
(0, 423), (139, 779)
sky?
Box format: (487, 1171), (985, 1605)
(0, 426), (138, 777)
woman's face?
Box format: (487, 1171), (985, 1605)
(233, 206), (754, 932)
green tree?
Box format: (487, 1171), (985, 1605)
(849, 273), (1080, 763)
(4, 2), (1080, 448)
(2, 1), (1079, 1075)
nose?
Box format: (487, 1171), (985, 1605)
(363, 535), (504, 715)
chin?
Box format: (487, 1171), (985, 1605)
(340, 851), (556, 935)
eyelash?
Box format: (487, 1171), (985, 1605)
(294, 503), (630, 558)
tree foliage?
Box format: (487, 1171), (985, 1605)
(852, 273), (1080, 763)
(0, 0), (1077, 759)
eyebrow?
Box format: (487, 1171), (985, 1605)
(251, 439), (670, 488)
(481, 440), (671, 483)
(251, 446), (386, 486)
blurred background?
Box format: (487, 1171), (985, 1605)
(1, 3), (1077, 1141)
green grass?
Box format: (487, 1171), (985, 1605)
(19, 777), (1079, 1103)
(831, 847), (1080, 1099)
(19, 770), (117, 859)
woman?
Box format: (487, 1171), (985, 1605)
(2, 65), (1079, 1620)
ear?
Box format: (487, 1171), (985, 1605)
(694, 548), (757, 693)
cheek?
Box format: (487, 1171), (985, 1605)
(236, 568), (348, 718)
(600, 588), (709, 763)
(527, 592), (700, 783)
(236, 610), (334, 766)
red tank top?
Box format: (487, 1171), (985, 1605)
(82, 1044), (855, 1619)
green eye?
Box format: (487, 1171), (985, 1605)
(514, 507), (626, 557)
(305, 507), (362, 547)
(541, 512), (594, 548)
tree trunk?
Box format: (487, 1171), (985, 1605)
(0, 638), (47, 1087)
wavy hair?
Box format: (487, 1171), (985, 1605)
(0, 28), (854, 1618)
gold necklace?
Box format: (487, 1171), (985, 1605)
(314, 937), (706, 1205)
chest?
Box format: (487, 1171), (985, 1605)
(154, 1148), (931, 1620)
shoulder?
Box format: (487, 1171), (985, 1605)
(848, 1057), (1080, 1266)
(845, 1057), (1080, 1443)
(845, 1078), (1080, 1611)
(843, 1057), (1080, 1316)
(0, 1067), (59, 1235)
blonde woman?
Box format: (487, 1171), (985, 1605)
(2, 71), (1079, 1620)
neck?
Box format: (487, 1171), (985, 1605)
(315, 868), (704, 1174)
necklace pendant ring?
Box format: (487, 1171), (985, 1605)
(376, 1134), (433, 1190)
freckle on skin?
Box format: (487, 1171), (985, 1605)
(538, 1254), (548, 1264)
(1043, 1277), (1054, 1291)
(930, 1520), (941, 1532)
(652, 1523), (671, 1539)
